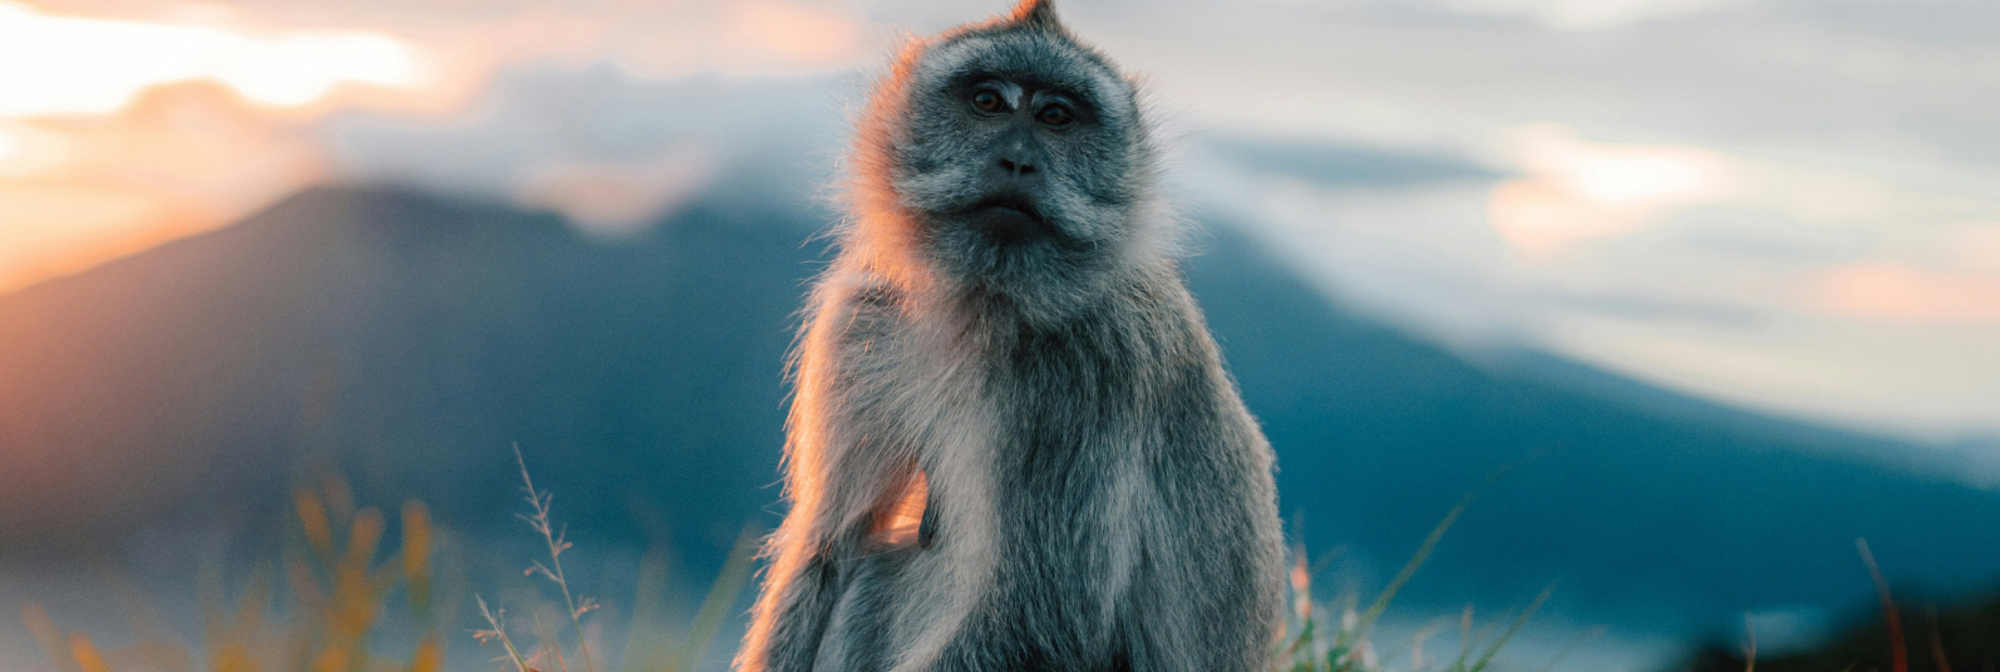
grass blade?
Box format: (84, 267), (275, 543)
(674, 525), (761, 671)
(1858, 538), (1908, 672)
(1469, 583), (1557, 672)
(1348, 453), (1540, 646)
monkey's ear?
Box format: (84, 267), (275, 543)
(1009, 0), (1063, 31)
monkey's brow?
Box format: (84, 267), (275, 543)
(947, 70), (1092, 103)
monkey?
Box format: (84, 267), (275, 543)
(736, 1), (1285, 671)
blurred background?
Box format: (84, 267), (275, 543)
(1, 0), (1997, 670)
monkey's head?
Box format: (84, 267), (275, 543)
(849, 0), (1167, 316)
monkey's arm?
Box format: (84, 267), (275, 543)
(737, 527), (843, 672)
(738, 279), (913, 672)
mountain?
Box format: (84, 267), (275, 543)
(2, 183), (1997, 664)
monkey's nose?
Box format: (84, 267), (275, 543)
(997, 156), (1037, 177)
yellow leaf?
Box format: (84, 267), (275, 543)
(68, 634), (110, 672)
(295, 489), (335, 562)
(401, 501), (433, 615)
(408, 636), (441, 672)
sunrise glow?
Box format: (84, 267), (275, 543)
(0, 0), (420, 117)
(1487, 124), (1733, 256)
(0, 1), (422, 294)
(724, 0), (862, 63)
(1817, 262), (2000, 324)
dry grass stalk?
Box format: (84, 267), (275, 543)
(1858, 538), (1909, 672)
(513, 445), (598, 672)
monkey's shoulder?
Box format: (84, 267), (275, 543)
(848, 282), (904, 313)
(812, 279), (906, 339)
(814, 281), (940, 376)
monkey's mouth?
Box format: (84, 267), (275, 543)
(963, 193), (1050, 244)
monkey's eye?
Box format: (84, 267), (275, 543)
(971, 89), (1006, 113)
(1036, 104), (1074, 128)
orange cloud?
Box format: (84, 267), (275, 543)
(0, 0), (422, 116)
(1487, 124), (1734, 257)
(0, 1), (437, 294)
(1814, 262), (2000, 324)
(1953, 223), (2000, 274)
(0, 0), (888, 296)
(0, 83), (326, 294)
(724, 0), (862, 64)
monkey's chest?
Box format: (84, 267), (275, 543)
(969, 428), (1148, 667)
(985, 394), (1153, 579)
(981, 332), (1161, 555)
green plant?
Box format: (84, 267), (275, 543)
(1276, 458), (1574, 672)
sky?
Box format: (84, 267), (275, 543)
(1, 0), (1997, 453)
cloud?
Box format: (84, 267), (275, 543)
(317, 63), (851, 229)
(724, 0), (865, 64)
(0, 0), (886, 291)
(0, 0), (423, 115)
(1200, 134), (1498, 188)
(1487, 125), (1735, 256)
(514, 143), (721, 236)
(1951, 223), (2000, 272)
(0, 83), (325, 294)
(1437, 0), (1737, 30)
(4, 0), (2000, 445)
(1814, 263), (2000, 324)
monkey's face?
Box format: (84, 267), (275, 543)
(881, 19), (1155, 293)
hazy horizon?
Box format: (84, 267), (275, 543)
(4, 0), (1997, 450)
(2, 2), (1997, 671)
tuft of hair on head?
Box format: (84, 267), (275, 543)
(1008, 0), (1063, 31)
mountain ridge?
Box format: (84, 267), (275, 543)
(0, 184), (1994, 650)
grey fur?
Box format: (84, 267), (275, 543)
(736, 2), (1285, 670)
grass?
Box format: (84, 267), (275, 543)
(474, 445), (602, 672)
(1276, 474), (1566, 672)
(20, 451), (1551, 672)
(1856, 539), (1907, 672)
(1679, 538), (1995, 672)
(472, 447), (759, 672)
(23, 479), (443, 672)
(19, 463), (757, 672)
(1276, 455), (1569, 672)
